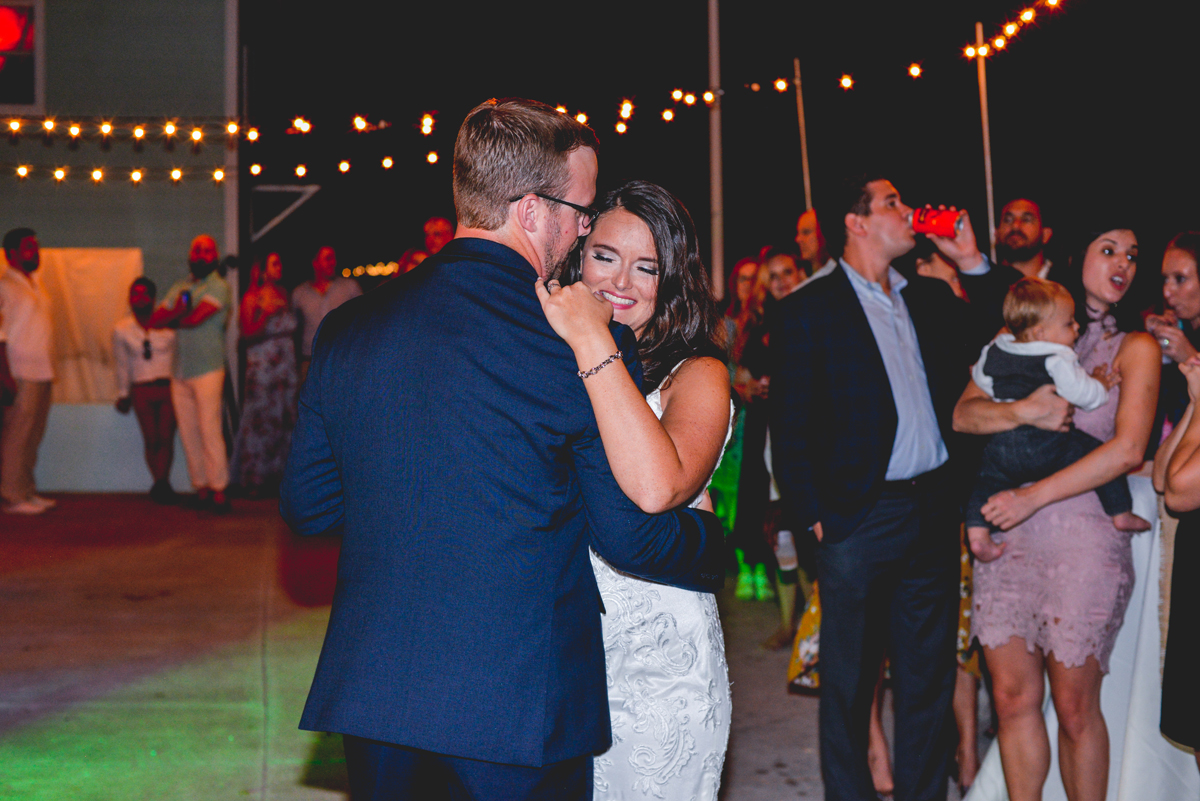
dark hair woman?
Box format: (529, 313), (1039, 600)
(954, 226), (1161, 800)
(537, 179), (733, 799)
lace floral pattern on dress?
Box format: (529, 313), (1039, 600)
(591, 364), (733, 800)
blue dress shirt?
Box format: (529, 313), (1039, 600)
(840, 259), (948, 479)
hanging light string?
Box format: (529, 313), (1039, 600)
(6, 2), (1070, 185)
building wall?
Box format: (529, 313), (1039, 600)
(2, 0), (233, 289)
(4, 0), (239, 493)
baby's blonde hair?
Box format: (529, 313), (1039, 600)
(1003, 277), (1071, 341)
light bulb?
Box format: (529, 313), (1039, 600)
(426, 151), (438, 164)
(684, 93), (696, 105)
(91, 169), (103, 182)
(43, 119), (55, 131)
(575, 113), (588, 124)
(774, 78), (788, 92)
(353, 116), (367, 131)
(130, 170), (142, 182)
(170, 169), (182, 181)
(163, 122), (176, 135)
(909, 63), (922, 77)
(703, 91), (715, 103)
(247, 128), (259, 141)
(16, 165), (28, 177)
(249, 163), (262, 175)
(382, 156), (393, 169)
(8, 120), (19, 132)
(227, 122), (239, 135)
(295, 164), (307, 177)
(54, 168), (66, 181)
(840, 74), (854, 90)
(662, 109), (674, 121)
(671, 89), (683, 101)
(339, 161), (350, 173)
(213, 168), (224, 181)
(191, 128), (203, 142)
(133, 126), (145, 139)
(69, 125), (81, 137)
(615, 121), (627, 133)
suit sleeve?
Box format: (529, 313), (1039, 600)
(768, 301), (821, 532)
(575, 326), (725, 593)
(279, 319), (346, 536)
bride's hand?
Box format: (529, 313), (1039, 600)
(535, 278), (614, 349)
(981, 485), (1041, 531)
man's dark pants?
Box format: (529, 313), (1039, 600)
(817, 476), (960, 801)
(343, 736), (592, 801)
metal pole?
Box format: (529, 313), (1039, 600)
(793, 57), (812, 211)
(975, 22), (997, 262)
(708, 0), (725, 299)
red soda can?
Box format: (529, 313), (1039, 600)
(912, 208), (964, 237)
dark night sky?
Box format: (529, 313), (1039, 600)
(243, 0), (1198, 303)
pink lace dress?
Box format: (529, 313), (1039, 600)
(972, 319), (1135, 671)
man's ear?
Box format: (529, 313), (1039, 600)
(844, 212), (867, 238)
(1042, 226), (1053, 245)
(512, 195), (541, 235)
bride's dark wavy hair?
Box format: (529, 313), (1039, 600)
(562, 180), (722, 392)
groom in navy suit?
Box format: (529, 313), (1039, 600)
(770, 175), (977, 801)
(280, 98), (724, 800)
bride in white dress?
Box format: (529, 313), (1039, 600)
(537, 180), (734, 800)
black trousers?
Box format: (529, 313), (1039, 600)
(817, 481), (960, 801)
(965, 426), (1132, 529)
(343, 736), (592, 801)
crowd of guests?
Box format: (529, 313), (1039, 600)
(0, 217), (454, 515)
(3, 93), (1197, 801)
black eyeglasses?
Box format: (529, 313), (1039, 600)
(508, 192), (600, 229)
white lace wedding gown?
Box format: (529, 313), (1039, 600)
(590, 368), (733, 800)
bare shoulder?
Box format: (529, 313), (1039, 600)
(1116, 330), (1161, 366)
(659, 355), (731, 409)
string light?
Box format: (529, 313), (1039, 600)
(91, 168), (103, 182)
(42, 119), (54, 132)
(227, 121), (239, 135)
(292, 117), (311, 133)
(683, 93), (696, 105)
(133, 126), (145, 139)
(909, 63), (922, 77)
(426, 151), (438, 164)
(703, 91), (715, 104)
(671, 89), (683, 101)
(353, 115), (368, 131)
(54, 168), (66, 181)
(212, 168), (224, 182)
(965, 45), (977, 57)
(249, 163), (261, 175)
(555, 106), (567, 113)
(381, 156), (393, 169)
(100, 122), (113, 135)
(170, 168), (182, 181)
(191, 128), (203, 142)
(16, 165), (28, 177)
(575, 112), (588, 124)
(163, 122), (175, 136)
(619, 100), (633, 119)
(8, 120), (19, 132)
(662, 109), (675, 121)
(130, 170), (142, 183)
(615, 121), (627, 134)
(993, 37), (1005, 49)
(68, 124), (80, 137)
(839, 74), (854, 90)
(339, 160), (350, 173)
(1021, 8), (1035, 21)
(1046, 0), (1058, 6)
(1004, 23), (1018, 35)
(295, 164), (306, 177)
(246, 128), (259, 141)
(978, 44), (990, 56)
(773, 78), (788, 92)
(420, 114), (434, 134)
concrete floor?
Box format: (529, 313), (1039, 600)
(0, 495), (978, 800)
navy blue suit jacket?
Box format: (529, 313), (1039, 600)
(280, 238), (724, 768)
(768, 262), (972, 543)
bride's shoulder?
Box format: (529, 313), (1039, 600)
(659, 355), (731, 406)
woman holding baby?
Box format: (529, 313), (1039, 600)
(953, 226), (1160, 801)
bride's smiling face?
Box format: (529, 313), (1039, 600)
(581, 207), (660, 338)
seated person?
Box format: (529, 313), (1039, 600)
(966, 277), (1149, 560)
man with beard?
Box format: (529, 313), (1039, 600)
(113, 278), (178, 503)
(150, 235), (232, 512)
(281, 97), (724, 800)
(954, 198), (1054, 350)
(0, 227), (56, 514)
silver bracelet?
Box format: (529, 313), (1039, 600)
(578, 350), (622, 379)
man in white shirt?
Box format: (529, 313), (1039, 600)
(0, 227), (56, 514)
(291, 246), (361, 383)
(113, 277), (178, 503)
